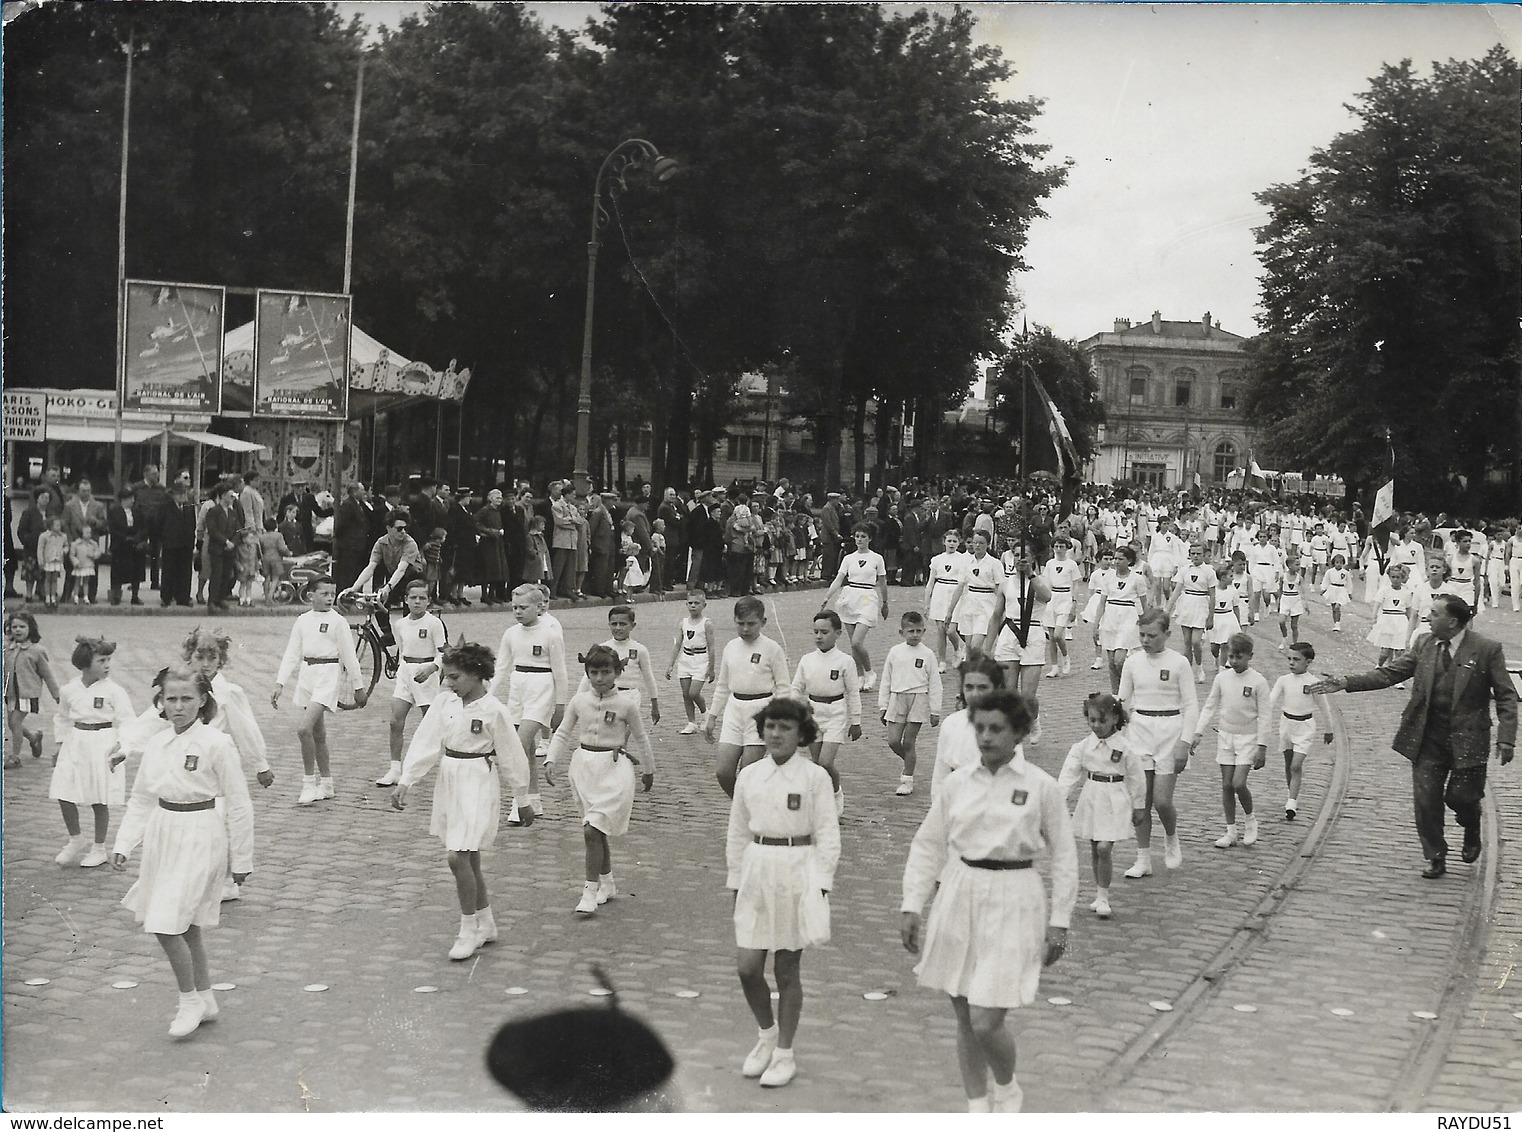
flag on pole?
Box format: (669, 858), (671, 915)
(1371, 479), (1395, 529)
(1029, 372), (1081, 478)
(1247, 451), (1267, 490)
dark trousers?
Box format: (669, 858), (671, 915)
(1412, 733), (1486, 861)
(823, 537), (842, 582)
(161, 546), (193, 606)
(651, 550), (666, 593)
(725, 551), (752, 597)
(146, 539), (161, 589)
(208, 547), (234, 609)
(686, 549), (704, 589)
(587, 549), (612, 597)
(550, 547), (576, 598)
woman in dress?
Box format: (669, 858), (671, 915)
(473, 488), (509, 605)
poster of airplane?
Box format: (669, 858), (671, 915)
(252, 289), (352, 420)
(121, 280), (225, 414)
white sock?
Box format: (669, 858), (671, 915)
(599, 873), (614, 888)
(968, 1096), (991, 1113)
(388, 760), (402, 775)
(1095, 886), (1109, 901)
(758, 1023), (778, 1039)
(582, 880), (599, 895)
(178, 990), (200, 1009)
(92, 841), (105, 852)
(900, 774), (914, 784)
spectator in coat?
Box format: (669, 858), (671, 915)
(658, 487), (686, 591)
(157, 481), (198, 607)
(587, 492), (618, 598)
(334, 481), (374, 589)
(548, 479), (580, 599)
(446, 486), (480, 606)
(61, 478), (109, 604)
(474, 488), (510, 604)
(203, 481), (240, 612)
(133, 464), (169, 592)
(107, 487), (149, 605)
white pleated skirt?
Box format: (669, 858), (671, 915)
(915, 860), (1047, 1009)
(49, 729), (124, 807)
(430, 755), (500, 852)
(121, 807), (226, 935)
(569, 746), (636, 836)
(1366, 612), (1409, 649)
(733, 842), (830, 952)
(1072, 780), (1136, 842)
(836, 587), (880, 628)
(1207, 610), (1242, 646)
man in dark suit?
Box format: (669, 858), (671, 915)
(1311, 594), (1516, 877)
(586, 492), (617, 598)
(333, 481), (373, 590)
(158, 481), (198, 607)
(203, 481), (240, 612)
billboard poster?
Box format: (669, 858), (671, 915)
(121, 280), (224, 414)
(252, 289), (351, 420)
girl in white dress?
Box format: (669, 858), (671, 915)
(727, 697), (840, 1090)
(1409, 555), (1461, 647)
(901, 689), (1076, 1113)
(51, 637), (136, 868)
(392, 642), (532, 960)
(1166, 543), (1216, 682)
(1320, 553), (1351, 632)
(545, 645), (655, 915)
(1057, 693), (1146, 920)
(819, 526), (888, 691)
(1093, 546), (1147, 694)
(1276, 561), (1308, 648)
(930, 654), (1005, 798)
(1367, 562), (1415, 670)
(111, 666), (254, 1039)
(1081, 547), (1115, 670)
(1207, 563), (1244, 672)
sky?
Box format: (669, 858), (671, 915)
(333, 2), (1520, 343)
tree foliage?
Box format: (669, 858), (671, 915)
(1246, 46), (1521, 511)
(991, 327), (1105, 474)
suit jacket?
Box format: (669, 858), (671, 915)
(334, 497), (370, 547)
(588, 504), (616, 555)
(1344, 630), (1518, 769)
(159, 499), (198, 550)
(204, 503), (238, 554)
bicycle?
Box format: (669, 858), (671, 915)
(335, 590), (451, 710)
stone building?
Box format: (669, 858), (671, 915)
(1079, 310), (1254, 489)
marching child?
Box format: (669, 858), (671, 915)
(70, 523), (102, 604)
(1269, 642), (1333, 820)
(727, 696), (840, 1090)
(1228, 553), (1255, 626)
(1166, 543), (1216, 682)
(924, 530), (969, 674)
(37, 517), (68, 609)
(375, 579), (449, 788)
(51, 636), (136, 867)
(1041, 536), (1080, 677)
(489, 583), (567, 823)
(946, 530), (1003, 659)
(878, 610), (942, 797)
(1410, 555), (1462, 647)
(1207, 563), (1244, 674)
(5, 611), (59, 768)
(706, 596), (790, 797)
(392, 642), (531, 959)
(1276, 559), (1308, 649)
(271, 576), (369, 805)
(929, 653), (1006, 797)
(545, 645), (655, 915)
(789, 609), (863, 813)
(1321, 553), (1351, 632)
(1367, 561), (1415, 679)
(666, 591), (716, 735)
(1191, 633), (1271, 848)
(110, 666), (255, 1038)
(1081, 546), (1116, 671)
(1309, 524), (1331, 585)
(1057, 692), (1146, 919)
(579, 605), (660, 725)
(1094, 545), (1146, 694)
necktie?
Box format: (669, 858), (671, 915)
(1438, 640), (1452, 674)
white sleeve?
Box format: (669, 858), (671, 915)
(276, 619), (304, 686)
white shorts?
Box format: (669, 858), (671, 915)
(808, 696), (849, 744)
(1040, 593), (1074, 628)
(955, 598), (996, 638)
(1128, 711), (1184, 774)
(1279, 713), (1316, 755)
(675, 648), (710, 681)
(393, 659), (441, 706)
(720, 694), (771, 747)
(884, 691), (931, 725)
(506, 669), (557, 728)
(993, 622), (1047, 665)
(1215, 732), (1260, 766)
(928, 581), (960, 623)
(1251, 568), (1277, 594)
(294, 659), (343, 711)
(836, 586), (881, 628)
(1279, 595), (1306, 618)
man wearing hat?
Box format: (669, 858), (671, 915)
(158, 479), (199, 607)
(587, 491), (618, 598)
(820, 492), (844, 580)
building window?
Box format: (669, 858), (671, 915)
(1127, 367), (1149, 405)
(626, 426), (653, 459)
(727, 434), (763, 463)
(1132, 462), (1166, 489)
(1219, 384), (1238, 411)
(1175, 382), (1192, 407)
(1213, 441), (1237, 483)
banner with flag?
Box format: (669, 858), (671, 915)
(1371, 479), (1395, 529)
(1029, 371), (1082, 478)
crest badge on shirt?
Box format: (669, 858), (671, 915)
(419, 628), (427, 639)
(1111, 749), (1123, 763)
(532, 644), (543, 656)
(1160, 669), (1170, 682)
(184, 754), (199, 772)
(915, 657), (924, 668)
(686, 630), (694, 639)
(319, 622), (329, 633)
(1242, 686), (1254, 698)
(829, 669), (840, 681)
(858, 559), (866, 568)
(94, 697), (104, 709)
(471, 718), (483, 734)
(751, 653), (761, 664)
(1010, 789), (1028, 806)
(604, 710), (617, 724)
(787, 793), (801, 811)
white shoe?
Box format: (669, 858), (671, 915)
(1062, 659), (1072, 675)
(679, 722), (697, 735)
(1395, 682), (1407, 690)
(1065, 629), (1074, 641)
(319, 777), (336, 800)
(990, 1075), (1024, 1113)
(374, 765), (401, 787)
(198, 989), (219, 1021)
(55, 836), (89, 865)
(597, 877), (616, 905)
(937, 660), (948, 675)
(1044, 667), (1059, 679)
(759, 1048), (796, 1088)
(1332, 624), (1342, 632)
(835, 788), (845, 817)
(448, 927), (481, 961)
(477, 908), (499, 943)
(1285, 799), (1298, 821)
(1027, 723), (1042, 746)
(1123, 855), (1153, 878)
(220, 879), (241, 902)
(1090, 658), (1103, 670)
(862, 671), (877, 693)
(78, 845), (109, 868)
(1243, 816), (1259, 845)
(1215, 828), (1238, 848)
(742, 1028), (779, 1077)
(895, 775), (914, 796)
(575, 883), (599, 915)
(1093, 895), (1112, 919)
(297, 777), (320, 806)
(169, 995), (206, 1038)
(506, 802), (522, 826)
(1164, 835), (1183, 868)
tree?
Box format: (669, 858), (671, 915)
(991, 327), (1104, 477)
(1247, 47), (1521, 512)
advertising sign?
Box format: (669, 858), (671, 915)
(2, 390), (47, 442)
(121, 280), (224, 414)
(252, 290), (351, 420)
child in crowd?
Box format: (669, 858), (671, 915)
(70, 523), (102, 604)
(526, 516), (551, 586)
(651, 518), (668, 594)
(878, 610), (942, 797)
(1166, 543), (1216, 683)
(1276, 560), (1307, 649)
(38, 517), (68, 609)
(1191, 633), (1271, 848)
(490, 583), (567, 824)
(667, 592), (716, 735)
(1268, 642), (1333, 821)
(545, 645), (655, 915)
(1320, 553), (1350, 632)
(1041, 536), (1080, 677)
(1368, 561), (1415, 682)
(929, 653), (1005, 797)
(789, 609), (863, 813)
(375, 579), (449, 788)
(726, 696), (839, 1090)
(392, 641), (531, 959)
(1094, 546), (1146, 695)
(51, 636), (136, 868)
(1057, 692), (1145, 920)
(5, 611), (59, 768)
(1207, 563), (1244, 674)
(579, 605), (660, 725)
(705, 596), (790, 797)
(1080, 546), (1115, 671)
(257, 518), (290, 605)
(924, 530), (969, 674)
(234, 522), (260, 607)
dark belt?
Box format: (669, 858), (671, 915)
(401, 656), (435, 664)
(1135, 708), (1181, 717)
(961, 857), (1033, 870)
(734, 691), (769, 701)
(159, 798), (216, 812)
(446, 747), (495, 770)
(304, 656), (339, 665)
(754, 835), (812, 846)
(681, 647), (707, 654)
(515, 665), (551, 673)
(1184, 589), (1210, 596)
(74, 721), (113, 731)
(1050, 586), (1071, 592)
(809, 693), (844, 704)
(578, 744), (620, 753)
(846, 581), (875, 588)
(1283, 712), (1313, 721)
(1107, 599), (1135, 606)
(1088, 772), (1125, 782)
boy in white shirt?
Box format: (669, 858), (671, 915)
(1191, 633), (1271, 847)
(667, 592), (717, 734)
(1444, 530), (1483, 614)
(705, 596), (790, 797)
(375, 579), (449, 787)
(923, 530), (969, 673)
(1269, 642), (1333, 821)
(491, 582), (568, 822)
(578, 605), (660, 724)
(272, 576), (369, 805)
(790, 609), (862, 813)
(878, 610), (941, 796)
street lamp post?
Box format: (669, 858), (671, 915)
(574, 139), (677, 500)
